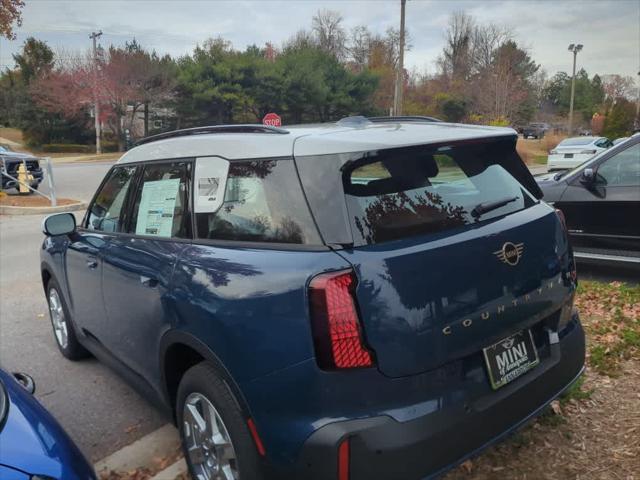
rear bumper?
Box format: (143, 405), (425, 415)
(279, 315), (585, 480)
(547, 154), (592, 170)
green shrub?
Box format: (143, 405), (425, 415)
(602, 98), (635, 139)
(489, 116), (510, 127)
(40, 143), (94, 153)
(101, 140), (120, 152)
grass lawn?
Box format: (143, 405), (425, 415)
(0, 127), (24, 144)
(516, 134), (566, 166)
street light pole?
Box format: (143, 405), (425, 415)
(90, 30), (103, 154)
(567, 43), (583, 136)
(393, 0), (406, 116)
(635, 70), (640, 129)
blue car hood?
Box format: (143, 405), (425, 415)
(0, 369), (95, 479)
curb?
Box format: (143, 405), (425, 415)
(0, 201), (86, 215)
(94, 424), (181, 476)
(149, 459), (187, 479)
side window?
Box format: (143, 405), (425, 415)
(195, 159), (321, 244)
(86, 166), (136, 232)
(597, 144), (640, 187)
(128, 161), (192, 238)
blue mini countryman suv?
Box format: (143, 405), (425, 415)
(41, 117), (585, 480)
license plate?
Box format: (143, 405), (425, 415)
(483, 330), (539, 390)
(564, 153), (574, 158)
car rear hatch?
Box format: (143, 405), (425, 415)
(296, 135), (575, 377)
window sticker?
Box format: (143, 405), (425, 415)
(135, 178), (181, 237)
(194, 157), (230, 213)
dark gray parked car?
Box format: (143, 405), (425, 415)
(522, 123), (550, 139)
(0, 145), (43, 192)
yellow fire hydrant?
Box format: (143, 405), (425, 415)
(17, 163), (34, 194)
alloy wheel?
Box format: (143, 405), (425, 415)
(183, 392), (238, 480)
(48, 288), (68, 349)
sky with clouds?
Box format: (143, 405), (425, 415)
(1, 0), (639, 80)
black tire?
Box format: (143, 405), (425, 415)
(46, 278), (90, 360)
(177, 362), (264, 480)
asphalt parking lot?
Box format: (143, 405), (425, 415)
(0, 161), (168, 462)
(0, 160), (636, 465)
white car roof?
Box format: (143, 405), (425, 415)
(117, 120), (516, 164)
(558, 136), (603, 145)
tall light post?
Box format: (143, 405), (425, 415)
(635, 71), (640, 129)
(90, 30), (103, 154)
(567, 43), (583, 136)
(393, 0), (406, 116)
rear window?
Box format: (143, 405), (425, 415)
(559, 137), (594, 146)
(298, 141), (537, 246)
(195, 159), (322, 245)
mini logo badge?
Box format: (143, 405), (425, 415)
(494, 242), (524, 266)
(501, 338), (515, 349)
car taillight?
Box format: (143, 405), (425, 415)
(549, 149), (558, 155)
(580, 149), (597, 154)
(309, 269), (373, 370)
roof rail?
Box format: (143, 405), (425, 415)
(336, 116), (372, 127)
(367, 116), (443, 123)
(134, 124), (289, 147)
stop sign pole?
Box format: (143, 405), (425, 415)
(262, 112), (282, 127)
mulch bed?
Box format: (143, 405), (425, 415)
(0, 194), (78, 207)
(444, 361), (639, 480)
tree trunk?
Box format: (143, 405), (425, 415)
(116, 114), (125, 152)
(144, 102), (149, 136)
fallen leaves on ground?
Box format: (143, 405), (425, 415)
(445, 362), (640, 480)
(575, 280), (640, 376)
(98, 445), (183, 480)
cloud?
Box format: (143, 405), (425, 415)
(1, 0), (638, 79)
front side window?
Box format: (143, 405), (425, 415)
(86, 166), (136, 232)
(128, 162), (192, 238)
(597, 143), (640, 187)
(343, 143), (537, 245)
(195, 159), (321, 244)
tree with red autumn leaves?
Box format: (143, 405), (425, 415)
(0, 0), (24, 40)
(32, 41), (175, 151)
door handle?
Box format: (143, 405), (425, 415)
(140, 275), (159, 288)
(86, 257), (98, 269)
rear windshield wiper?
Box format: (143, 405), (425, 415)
(471, 196), (519, 219)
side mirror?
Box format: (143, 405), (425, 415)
(580, 168), (595, 185)
(42, 212), (76, 236)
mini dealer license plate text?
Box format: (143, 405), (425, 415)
(483, 330), (539, 390)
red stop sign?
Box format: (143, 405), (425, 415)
(262, 112), (282, 127)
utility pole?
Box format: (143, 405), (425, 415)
(567, 43), (583, 136)
(393, 0), (406, 116)
(90, 31), (103, 154)
(635, 70), (640, 129)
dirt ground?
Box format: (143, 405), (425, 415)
(444, 361), (639, 480)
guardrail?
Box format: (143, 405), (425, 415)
(0, 156), (57, 206)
